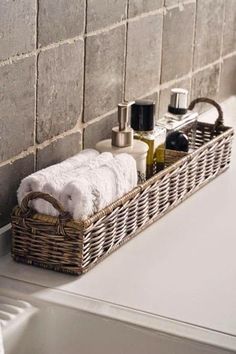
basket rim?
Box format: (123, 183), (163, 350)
(11, 125), (234, 231)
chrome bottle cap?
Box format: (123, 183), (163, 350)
(112, 101), (134, 147)
(168, 88), (188, 114)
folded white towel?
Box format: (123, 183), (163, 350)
(17, 149), (99, 209)
(61, 154), (137, 220)
(40, 152), (113, 216)
(0, 324), (4, 354)
(107, 153), (137, 195)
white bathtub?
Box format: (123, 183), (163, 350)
(1, 278), (234, 354)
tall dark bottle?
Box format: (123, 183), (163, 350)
(158, 88), (198, 152)
(131, 100), (166, 179)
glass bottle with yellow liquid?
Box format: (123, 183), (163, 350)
(131, 100), (166, 179)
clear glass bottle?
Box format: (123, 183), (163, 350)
(158, 88), (198, 152)
(95, 102), (149, 183)
(131, 100), (166, 179)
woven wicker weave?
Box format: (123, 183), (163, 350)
(11, 98), (234, 275)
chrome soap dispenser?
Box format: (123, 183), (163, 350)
(158, 88), (198, 152)
(95, 102), (149, 183)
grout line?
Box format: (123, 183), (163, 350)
(36, 0), (39, 50)
(158, 8), (164, 90)
(1, 38), (235, 71)
(219, 0), (226, 61)
(85, 20), (126, 38)
(34, 0), (39, 172)
(81, 0), (88, 130)
(192, 58), (223, 75)
(80, 0), (87, 149)
(0, 148), (36, 168)
(217, 0), (227, 100)
(157, 1), (165, 120)
(189, 0), (198, 98)
(0, 36), (84, 68)
(128, 7), (164, 22)
(164, 0), (196, 12)
(158, 1), (166, 93)
(37, 128), (84, 150)
(0, 128), (83, 169)
(35, 53), (39, 171)
(0, 51), (36, 67)
(84, 108), (118, 127)
(160, 72), (192, 90)
(39, 35), (84, 51)
(222, 51), (236, 60)
(122, 0), (130, 101)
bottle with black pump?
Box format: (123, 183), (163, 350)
(158, 88), (198, 152)
(131, 100), (166, 179)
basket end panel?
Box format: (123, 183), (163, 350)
(11, 214), (85, 275)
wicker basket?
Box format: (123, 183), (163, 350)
(11, 98), (234, 275)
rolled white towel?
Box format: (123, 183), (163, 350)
(61, 153), (137, 220)
(61, 167), (117, 220)
(17, 149), (99, 208)
(107, 153), (137, 194)
(38, 152), (113, 216)
(0, 324), (4, 354)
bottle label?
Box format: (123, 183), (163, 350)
(137, 171), (146, 184)
(136, 155), (147, 184)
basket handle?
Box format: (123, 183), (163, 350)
(188, 97), (224, 132)
(21, 191), (71, 221)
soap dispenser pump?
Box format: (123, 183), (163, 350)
(111, 102), (134, 147)
(95, 102), (149, 183)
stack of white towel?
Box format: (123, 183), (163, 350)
(17, 149), (137, 220)
(0, 324), (4, 354)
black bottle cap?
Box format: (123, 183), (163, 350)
(168, 105), (188, 115)
(166, 131), (189, 152)
(131, 100), (155, 131)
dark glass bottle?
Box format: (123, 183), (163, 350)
(131, 100), (166, 179)
(158, 88), (198, 152)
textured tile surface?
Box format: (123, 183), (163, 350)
(0, 57), (35, 162)
(38, 0), (85, 47)
(219, 56), (236, 100)
(161, 3), (195, 83)
(191, 64), (220, 112)
(87, 0), (126, 32)
(0, 0), (36, 60)
(222, 0), (236, 56)
(84, 113), (117, 148)
(37, 41), (84, 143)
(0, 154), (34, 227)
(125, 14), (162, 99)
(164, 0), (179, 6)
(194, 0), (224, 69)
(158, 78), (191, 118)
(84, 26), (125, 121)
(129, 0), (163, 17)
(37, 132), (82, 170)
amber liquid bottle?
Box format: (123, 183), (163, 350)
(131, 100), (166, 179)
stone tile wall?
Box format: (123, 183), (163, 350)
(0, 0), (236, 228)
